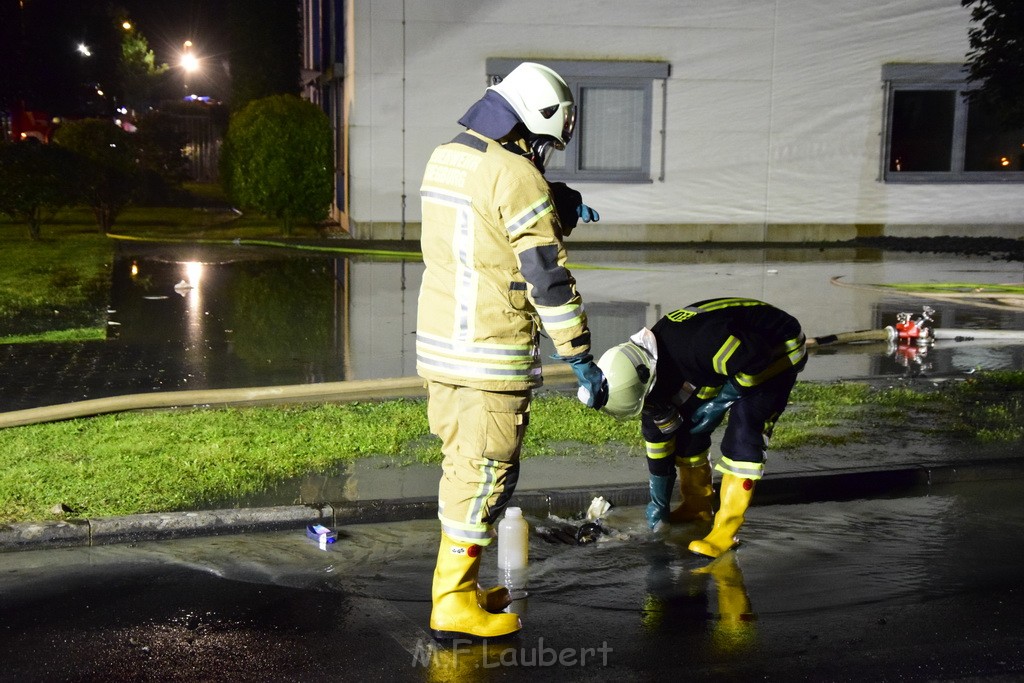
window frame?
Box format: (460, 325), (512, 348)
(881, 63), (1024, 183)
(486, 58), (670, 184)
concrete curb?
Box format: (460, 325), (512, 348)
(3, 457), (1022, 553)
(0, 505), (332, 552)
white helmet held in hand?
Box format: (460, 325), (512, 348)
(489, 62), (576, 149)
(596, 342), (655, 419)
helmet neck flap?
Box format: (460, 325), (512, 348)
(457, 90), (521, 142)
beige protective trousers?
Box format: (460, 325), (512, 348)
(427, 381), (531, 546)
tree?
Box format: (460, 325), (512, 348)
(0, 141), (80, 240)
(53, 118), (139, 233)
(118, 23), (170, 112)
(962, 0), (1024, 130)
(222, 95), (333, 235)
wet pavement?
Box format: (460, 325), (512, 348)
(4, 242), (1024, 680)
(3, 471), (1024, 682)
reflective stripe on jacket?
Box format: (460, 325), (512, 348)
(649, 297), (806, 401)
(416, 130), (591, 390)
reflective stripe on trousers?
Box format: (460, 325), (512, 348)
(427, 381), (530, 546)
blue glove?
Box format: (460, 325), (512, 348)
(549, 182), (599, 236)
(558, 353), (608, 410)
(689, 381), (743, 435)
(577, 203), (600, 223)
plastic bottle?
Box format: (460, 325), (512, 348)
(497, 507), (529, 599)
(498, 507), (529, 569)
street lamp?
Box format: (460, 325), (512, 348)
(180, 40), (199, 95)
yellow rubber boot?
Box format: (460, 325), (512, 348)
(669, 461), (714, 523)
(476, 584), (511, 612)
(688, 474), (755, 559)
(430, 533), (521, 640)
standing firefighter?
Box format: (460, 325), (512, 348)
(417, 62), (606, 640)
(597, 298), (807, 558)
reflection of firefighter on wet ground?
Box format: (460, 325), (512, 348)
(642, 546), (756, 655)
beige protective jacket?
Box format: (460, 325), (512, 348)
(416, 129), (592, 391)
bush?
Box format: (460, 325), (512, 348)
(221, 95), (333, 235)
(53, 118), (140, 232)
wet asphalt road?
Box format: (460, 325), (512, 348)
(3, 475), (1024, 682)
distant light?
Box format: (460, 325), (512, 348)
(96, 89), (104, 96)
(122, 21), (132, 30)
(1000, 157), (1010, 167)
(77, 43), (91, 57)
(181, 53), (199, 73)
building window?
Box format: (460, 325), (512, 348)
(882, 63), (1024, 182)
(487, 58), (670, 183)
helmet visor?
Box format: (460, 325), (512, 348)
(560, 104), (576, 148)
(539, 103), (576, 149)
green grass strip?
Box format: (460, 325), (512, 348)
(878, 282), (1024, 295)
(2, 373), (1023, 525)
(0, 327), (107, 344)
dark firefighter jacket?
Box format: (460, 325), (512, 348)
(648, 297), (806, 406)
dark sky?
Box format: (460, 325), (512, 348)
(2, 0), (295, 114)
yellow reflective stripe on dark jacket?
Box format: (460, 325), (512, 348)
(712, 335), (741, 375)
(734, 333), (807, 388)
(664, 297), (764, 323)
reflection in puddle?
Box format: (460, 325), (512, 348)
(1, 246), (1023, 412)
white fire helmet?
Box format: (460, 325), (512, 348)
(596, 341), (655, 419)
(489, 62), (576, 149)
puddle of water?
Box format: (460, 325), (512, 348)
(2, 246), (1023, 412)
(13, 476), (1020, 626)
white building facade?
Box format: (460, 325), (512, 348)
(302, 0), (1024, 242)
